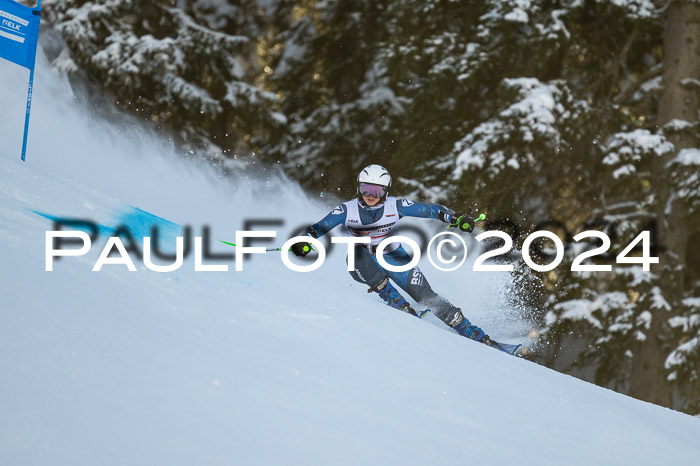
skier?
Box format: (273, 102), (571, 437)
(292, 164), (500, 349)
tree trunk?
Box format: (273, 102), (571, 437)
(627, 0), (700, 407)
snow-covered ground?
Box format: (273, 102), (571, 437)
(1, 55), (700, 466)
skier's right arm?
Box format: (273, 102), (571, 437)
(305, 204), (347, 238)
(293, 205), (347, 257)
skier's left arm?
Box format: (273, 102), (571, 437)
(397, 199), (476, 232)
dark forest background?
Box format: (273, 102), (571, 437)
(34, 0), (699, 412)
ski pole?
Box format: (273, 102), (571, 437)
(217, 238), (315, 253)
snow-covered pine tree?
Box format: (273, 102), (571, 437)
(41, 0), (289, 167)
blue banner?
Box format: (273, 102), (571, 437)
(0, 0), (41, 161)
(0, 0), (41, 70)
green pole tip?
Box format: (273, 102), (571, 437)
(303, 245), (310, 252)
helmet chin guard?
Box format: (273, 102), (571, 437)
(357, 164), (391, 205)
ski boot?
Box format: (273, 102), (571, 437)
(450, 311), (491, 344)
(368, 277), (418, 317)
(449, 310), (522, 355)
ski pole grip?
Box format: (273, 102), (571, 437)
(446, 213), (486, 229)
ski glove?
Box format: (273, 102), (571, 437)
(449, 214), (475, 233)
(291, 241), (313, 257)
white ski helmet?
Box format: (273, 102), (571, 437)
(357, 164), (392, 201)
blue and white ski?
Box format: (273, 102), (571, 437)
(489, 341), (523, 357)
(419, 309), (523, 357)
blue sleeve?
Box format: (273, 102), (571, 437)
(396, 199), (456, 223)
(306, 204), (347, 238)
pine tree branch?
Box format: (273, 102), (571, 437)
(613, 64), (664, 105)
(580, 27), (639, 98)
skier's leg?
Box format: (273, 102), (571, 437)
(347, 245), (417, 315)
(382, 247), (491, 342)
(416, 285), (491, 342)
(347, 244), (384, 286)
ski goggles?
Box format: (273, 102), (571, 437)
(359, 183), (387, 198)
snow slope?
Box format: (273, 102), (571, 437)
(1, 57), (700, 466)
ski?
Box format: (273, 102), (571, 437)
(419, 309), (523, 357)
(487, 341), (523, 357)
